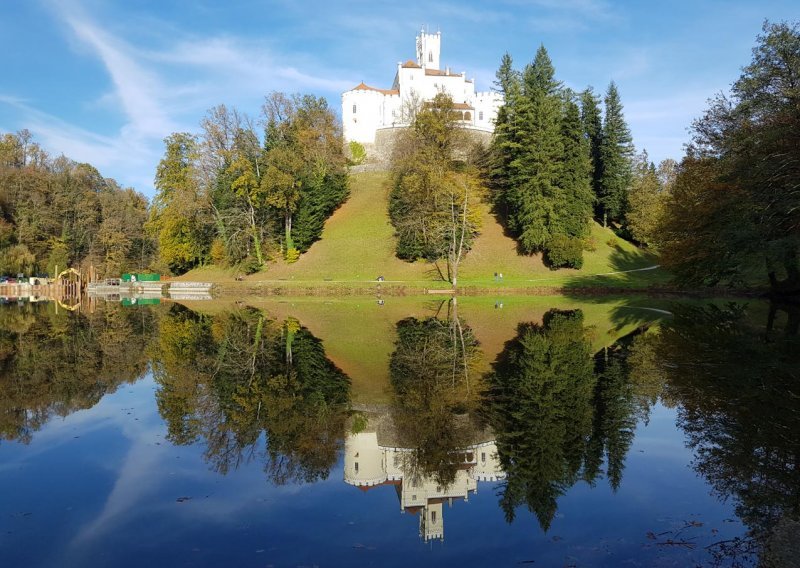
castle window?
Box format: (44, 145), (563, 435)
(353, 104), (357, 114)
(355, 462), (359, 473)
(464, 111), (471, 121)
(481, 452), (486, 463)
(428, 51), (433, 62)
(432, 511), (437, 523)
(479, 111), (484, 121)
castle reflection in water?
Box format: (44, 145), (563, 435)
(344, 429), (504, 542)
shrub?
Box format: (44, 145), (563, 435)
(239, 256), (261, 274)
(348, 141), (366, 165)
(285, 247), (300, 263)
(210, 238), (227, 266)
(583, 236), (597, 252)
(545, 234), (584, 269)
(350, 413), (368, 434)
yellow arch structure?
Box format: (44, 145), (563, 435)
(57, 268), (82, 281)
(57, 299), (81, 312)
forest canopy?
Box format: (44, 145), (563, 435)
(0, 130), (152, 277)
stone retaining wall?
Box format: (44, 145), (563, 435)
(354, 126), (493, 168)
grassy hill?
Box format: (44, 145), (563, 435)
(184, 171), (667, 290)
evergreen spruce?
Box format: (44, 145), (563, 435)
(580, 87), (604, 213)
(489, 53), (523, 216)
(558, 93), (594, 239)
(598, 81), (634, 226)
(506, 45), (564, 253)
(489, 48), (635, 265)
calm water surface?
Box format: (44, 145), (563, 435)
(0, 297), (797, 567)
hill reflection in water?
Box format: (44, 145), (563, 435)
(0, 298), (797, 566)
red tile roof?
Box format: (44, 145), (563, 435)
(401, 59), (421, 68)
(351, 82), (399, 95)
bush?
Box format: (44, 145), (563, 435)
(350, 413), (368, 434)
(239, 256), (261, 274)
(348, 141), (366, 165)
(545, 234), (584, 269)
(285, 247), (300, 263)
(210, 238), (227, 266)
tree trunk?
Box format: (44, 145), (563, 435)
(249, 203), (264, 266)
(249, 316), (264, 386)
(285, 211), (293, 249)
(767, 244), (800, 297)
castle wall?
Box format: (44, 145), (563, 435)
(342, 31), (503, 146)
(361, 126), (492, 167)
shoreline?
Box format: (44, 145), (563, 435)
(208, 279), (768, 299)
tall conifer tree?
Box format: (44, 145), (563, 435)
(558, 93), (594, 239)
(580, 87), (604, 214)
(489, 53), (522, 216)
(598, 81), (634, 226)
(505, 45), (564, 253)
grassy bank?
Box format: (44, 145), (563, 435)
(182, 171), (669, 293)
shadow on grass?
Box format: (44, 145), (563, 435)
(557, 245), (672, 330)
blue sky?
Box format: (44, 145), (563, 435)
(1, 0), (797, 197)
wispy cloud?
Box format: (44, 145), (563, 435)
(149, 37), (355, 96)
(64, 15), (178, 139)
(0, 95), (158, 191)
(1, 2), (362, 195)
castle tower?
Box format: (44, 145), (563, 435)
(420, 501), (444, 542)
(415, 28), (441, 70)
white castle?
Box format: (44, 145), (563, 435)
(344, 431), (505, 542)
(341, 28), (504, 146)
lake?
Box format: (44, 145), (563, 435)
(0, 296), (797, 567)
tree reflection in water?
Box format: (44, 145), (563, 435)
(388, 298), (484, 488)
(152, 305), (350, 485)
(654, 302), (800, 565)
(0, 302), (154, 444)
(485, 309), (652, 531)
(345, 298), (499, 542)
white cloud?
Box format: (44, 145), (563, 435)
(64, 15), (178, 139)
(3, 3), (361, 196)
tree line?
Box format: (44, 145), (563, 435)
(150, 93), (348, 274)
(656, 21), (800, 294)
(0, 131), (152, 277)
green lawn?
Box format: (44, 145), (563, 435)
(184, 171), (669, 290)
